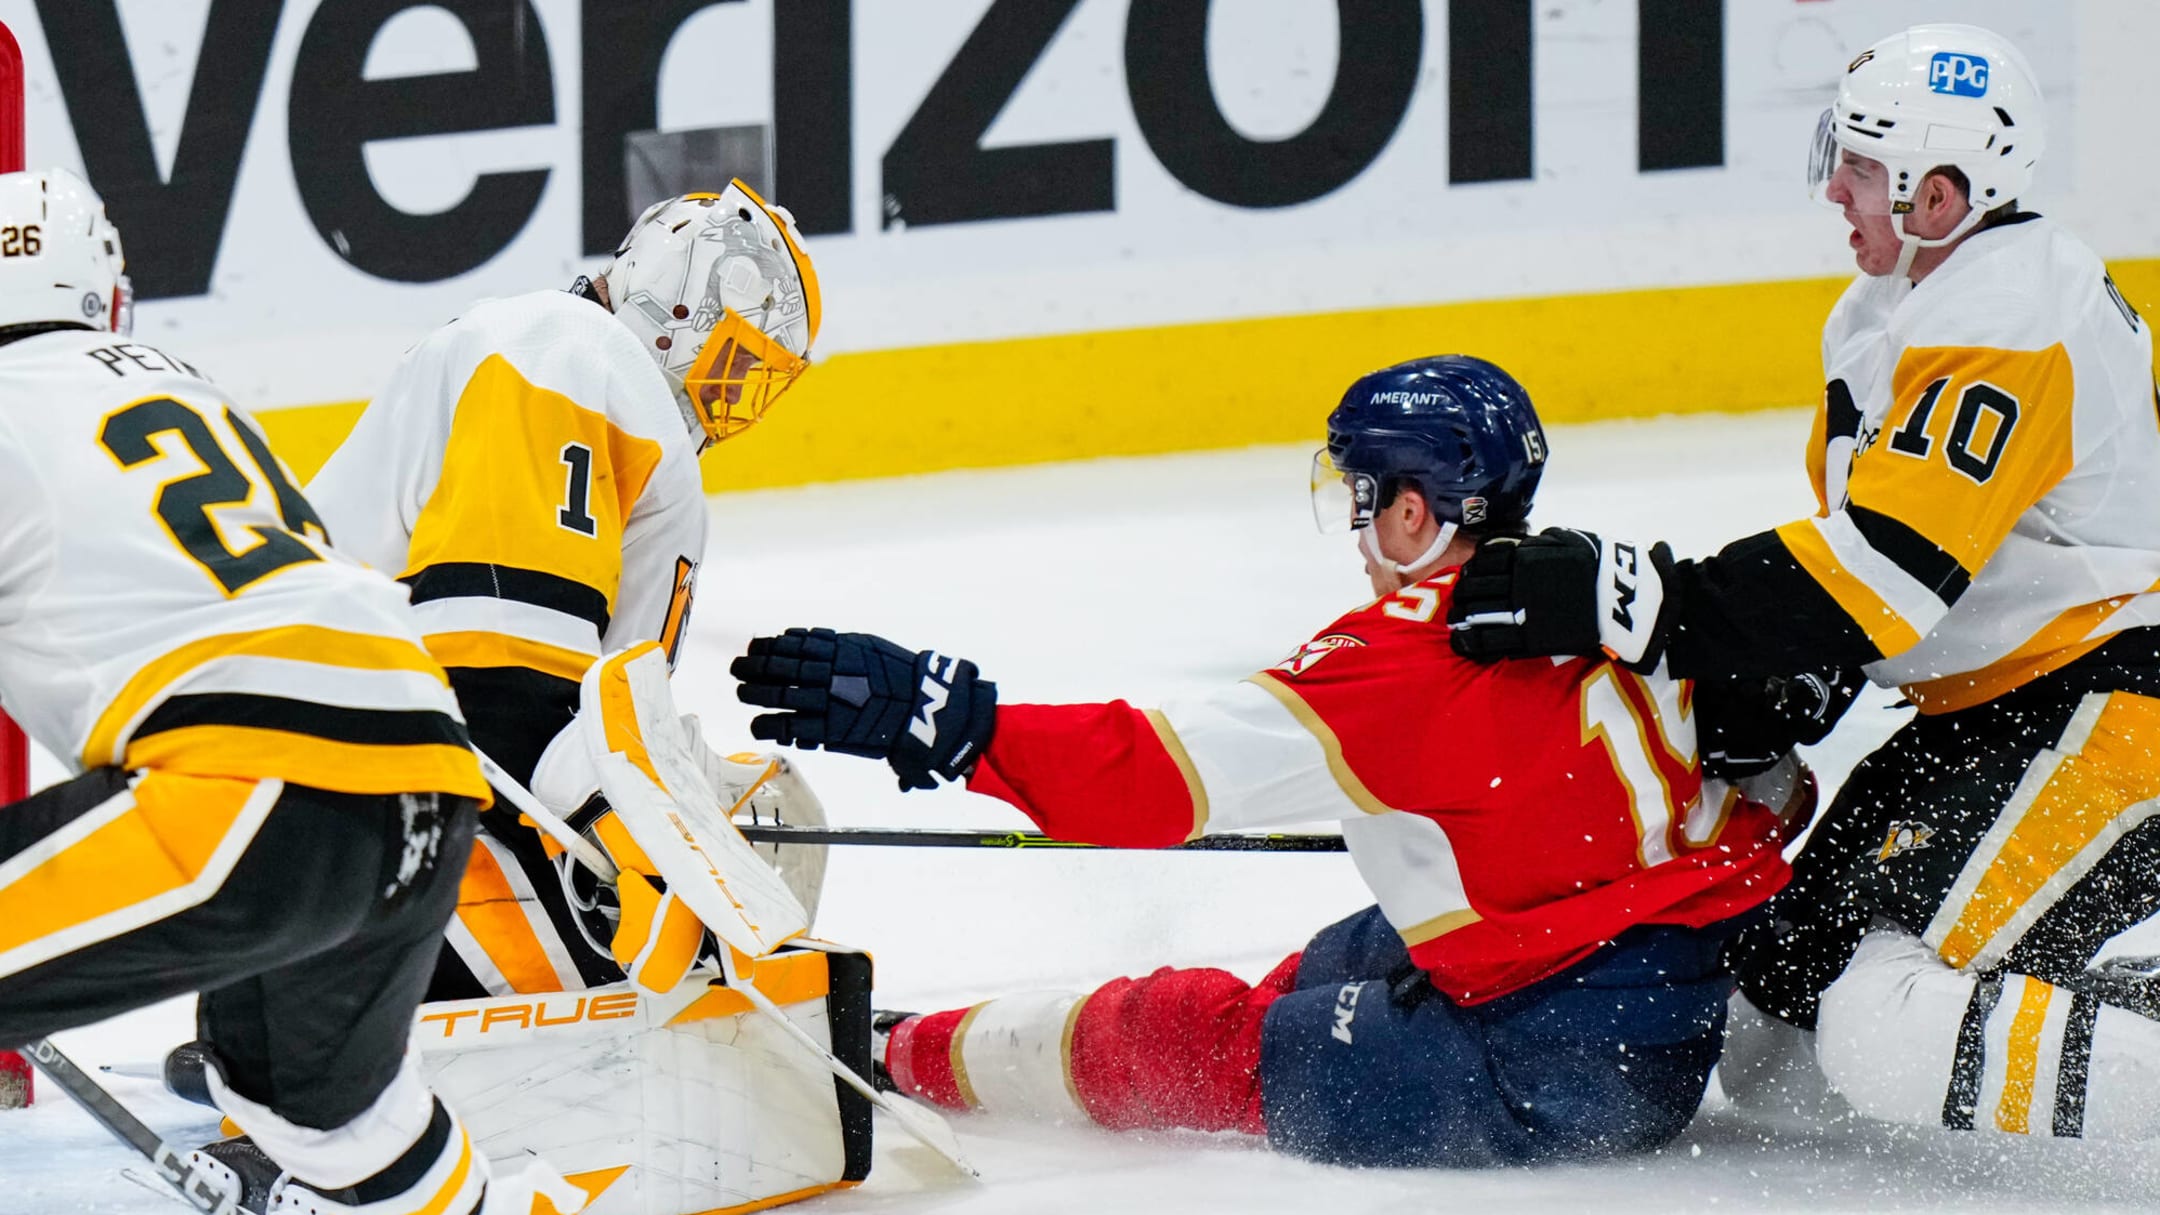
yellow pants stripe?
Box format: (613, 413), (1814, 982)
(1994, 975), (2053, 1135)
(0, 773), (280, 979)
(454, 838), (576, 995)
(1930, 694), (2160, 970)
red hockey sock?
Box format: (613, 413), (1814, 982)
(885, 1007), (972, 1112)
(1066, 953), (1301, 1136)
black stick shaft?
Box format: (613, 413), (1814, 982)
(737, 824), (1346, 852)
(23, 1039), (239, 1214)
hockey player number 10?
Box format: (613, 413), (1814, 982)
(99, 396), (331, 595)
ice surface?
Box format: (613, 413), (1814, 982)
(10, 410), (2160, 1213)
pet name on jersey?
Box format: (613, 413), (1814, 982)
(83, 342), (207, 382)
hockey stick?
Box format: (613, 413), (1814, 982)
(471, 748), (980, 1179)
(21, 1039), (239, 1215)
(717, 948), (980, 1180)
(736, 824), (1349, 852)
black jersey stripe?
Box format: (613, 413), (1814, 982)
(1942, 974), (2004, 1131)
(1825, 378), (1863, 445)
(443, 665), (579, 788)
(2050, 989), (2100, 1138)
(1847, 505), (1973, 605)
(402, 562), (611, 633)
(1666, 529), (1884, 676)
(132, 693), (470, 749)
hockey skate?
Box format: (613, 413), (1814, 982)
(871, 1009), (916, 1094)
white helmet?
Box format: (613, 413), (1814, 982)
(1808, 25), (2045, 255)
(598, 180), (820, 448)
(0, 167), (131, 335)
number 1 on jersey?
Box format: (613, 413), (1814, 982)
(559, 442), (598, 536)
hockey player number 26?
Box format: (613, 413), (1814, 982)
(100, 397), (331, 595)
(1579, 666), (1699, 869)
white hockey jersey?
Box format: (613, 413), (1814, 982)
(0, 331), (486, 800)
(309, 289), (708, 714)
(1780, 216), (2160, 711)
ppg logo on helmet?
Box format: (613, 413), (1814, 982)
(1928, 52), (1989, 97)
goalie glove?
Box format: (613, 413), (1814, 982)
(1448, 528), (1679, 671)
(731, 627), (998, 791)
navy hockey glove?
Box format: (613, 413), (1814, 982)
(731, 627), (998, 792)
(1694, 668), (1867, 779)
(1448, 528), (1679, 671)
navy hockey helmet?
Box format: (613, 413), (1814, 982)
(1312, 355), (1548, 536)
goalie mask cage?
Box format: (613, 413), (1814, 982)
(1, 17), (34, 1110)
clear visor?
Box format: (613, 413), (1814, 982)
(1807, 108), (1839, 205)
(1309, 449), (1379, 534)
(1807, 109), (1898, 216)
(683, 309), (811, 445)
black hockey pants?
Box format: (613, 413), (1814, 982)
(1731, 627), (2160, 1031)
(0, 765), (477, 1128)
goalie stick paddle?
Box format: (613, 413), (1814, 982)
(22, 1039), (240, 1215)
(735, 824), (1349, 852)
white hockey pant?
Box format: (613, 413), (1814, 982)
(1818, 927), (2160, 1139)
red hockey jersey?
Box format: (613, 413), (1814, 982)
(968, 569), (1792, 1004)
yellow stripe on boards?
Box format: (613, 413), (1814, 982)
(251, 260), (2160, 489)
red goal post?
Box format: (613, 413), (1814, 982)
(0, 16), (36, 1109)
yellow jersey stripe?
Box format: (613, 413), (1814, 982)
(84, 625), (450, 767)
(1903, 580), (2160, 714)
(1850, 343), (2077, 575)
(1775, 519), (1924, 656)
(403, 355), (662, 616)
(123, 727), (488, 803)
(424, 630), (595, 683)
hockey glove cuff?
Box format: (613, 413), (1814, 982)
(732, 627), (999, 792)
(1448, 528), (1679, 671)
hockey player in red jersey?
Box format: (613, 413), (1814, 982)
(732, 356), (1811, 1166)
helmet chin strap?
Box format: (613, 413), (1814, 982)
(1360, 520), (1459, 577)
(1889, 202), (1989, 280)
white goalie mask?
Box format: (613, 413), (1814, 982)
(598, 181), (821, 448)
(1806, 25), (2045, 267)
(0, 167), (132, 336)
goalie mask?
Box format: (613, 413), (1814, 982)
(0, 167), (133, 337)
(599, 181), (821, 448)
